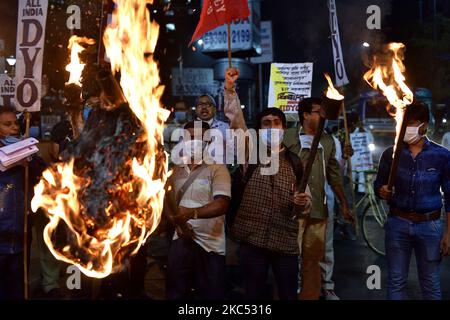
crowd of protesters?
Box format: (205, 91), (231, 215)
(0, 68), (448, 300)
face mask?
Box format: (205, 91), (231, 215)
(403, 123), (424, 144)
(0, 136), (21, 146)
(260, 128), (284, 149)
(174, 111), (187, 122)
(83, 107), (92, 121)
(184, 139), (207, 161)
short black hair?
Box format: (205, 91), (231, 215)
(405, 101), (429, 123)
(256, 107), (287, 130)
(0, 106), (17, 117)
(183, 120), (210, 131)
(297, 97), (322, 124)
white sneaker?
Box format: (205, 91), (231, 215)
(322, 289), (340, 300)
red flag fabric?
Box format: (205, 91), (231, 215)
(190, 0), (250, 45)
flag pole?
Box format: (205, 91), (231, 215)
(227, 22), (232, 68)
(23, 110), (31, 300)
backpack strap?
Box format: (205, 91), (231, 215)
(176, 163), (209, 206)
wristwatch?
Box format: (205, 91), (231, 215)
(192, 208), (199, 219)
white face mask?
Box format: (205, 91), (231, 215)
(184, 139), (207, 162)
(260, 128), (284, 149)
(403, 123), (424, 144)
(171, 139), (207, 164)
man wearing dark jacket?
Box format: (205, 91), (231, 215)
(0, 107), (45, 299)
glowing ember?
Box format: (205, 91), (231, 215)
(324, 73), (344, 100)
(363, 42), (413, 149)
(31, 0), (170, 278)
(65, 35), (95, 87)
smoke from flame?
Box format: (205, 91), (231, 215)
(31, 0), (170, 278)
(65, 35), (95, 87)
(363, 42), (413, 149)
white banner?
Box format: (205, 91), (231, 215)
(0, 75), (15, 107)
(350, 132), (374, 172)
(15, 0), (48, 112)
(329, 0), (349, 87)
(268, 62), (313, 114)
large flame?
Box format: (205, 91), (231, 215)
(32, 0), (170, 278)
(324, 73), (344, 100)
(363, 42), (413, 148)
(65, 35), (95, 86)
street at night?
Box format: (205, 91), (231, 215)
(0, 0), (449, 313)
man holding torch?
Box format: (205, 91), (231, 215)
(284, 97), (355, 300)
(375, 101), (450, 300)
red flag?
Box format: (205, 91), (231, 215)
(190, 0), (250, 45)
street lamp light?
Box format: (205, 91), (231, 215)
(6, 56), (16, 66)
(362, 42), (370, 48)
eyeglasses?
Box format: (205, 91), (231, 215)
(196, 103), (214, 109)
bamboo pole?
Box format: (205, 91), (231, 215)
(227, 23), (232, 68)
(23, 111), (31, 300)
(341, 103), (358, 233)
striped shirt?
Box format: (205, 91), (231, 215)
(374, 138), (450, 213)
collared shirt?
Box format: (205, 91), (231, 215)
(198, 117), (232, 164)
(284, 127), (343, 219)
(374, 138), (450, 213)
(231, 150), (300, 255)
(170, 163), (231, 255)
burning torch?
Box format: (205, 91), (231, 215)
(364, 43), (413, 191)
(293, 75), (344, 217)
(64, 35), (95, 139)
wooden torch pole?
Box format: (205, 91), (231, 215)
(23, 111), (31, 300)
(341, 103), (358, 233)
(227, 23), (232, 68)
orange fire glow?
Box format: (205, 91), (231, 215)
(65, 35), (95, 87)
(31, 0), (170, 278)
(363, 42), (413, 149)
(324, 73), (344, 100)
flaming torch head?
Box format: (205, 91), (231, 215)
(363, 42), (413, 146)
(322, 73), (344, 120)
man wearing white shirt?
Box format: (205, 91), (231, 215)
(164, 120), (231, 300)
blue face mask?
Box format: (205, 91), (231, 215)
(174, 111), (187, 122)
(0, 136), (21, 146)
(83, 107), (92, 121)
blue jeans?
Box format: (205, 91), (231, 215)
(166, 238), (225, 300)
(385, 215), (442, 300)
(240, 242), (299, 300)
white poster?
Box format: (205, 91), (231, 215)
(251, 21), (273, 64)
(15, 0), (48, 112)
(268, 62), (313, 114)
(0, 75), (15, 107)
(329, 0), (349, 87)
(350, 132), (374, 172)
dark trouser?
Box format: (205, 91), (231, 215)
(240, 242), (298, 300)
(0, 253), (24, 299)
(166, 238), (225, 300)
(386, 215), (442, 300)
